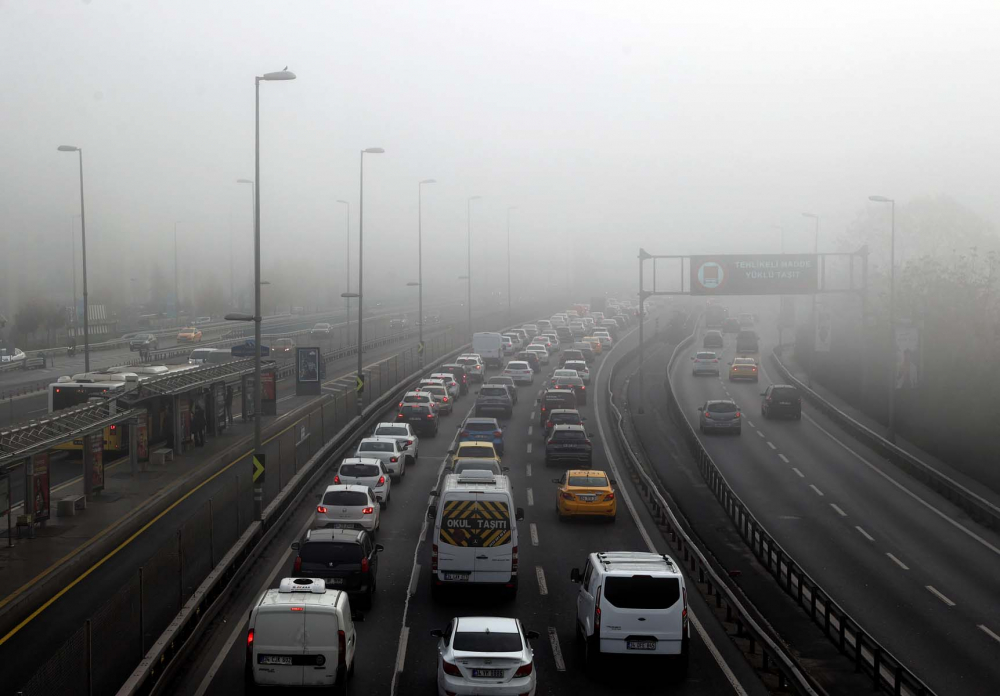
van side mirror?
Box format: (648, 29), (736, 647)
(502, 467), (510, 473)
(290, 542), (300, 550)
(375, 544), (384, 553)
(525, 630), (541, 640)
(427, 505), (437, 519)
(515, 507), (525, 521)
(551, 478), (561, 484)
(690, 356), (695, 360)
(609, 478), (617, 485)
(352, 611), (366, 623)
(570, 567), (582, 583)
(698, 406), (705, 412)
(430, 629), (444, 638)
(760, 392), (766, 396)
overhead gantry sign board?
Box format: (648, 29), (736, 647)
(690, 254), (818, 295)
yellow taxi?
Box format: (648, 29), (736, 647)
(553, 469), (616, 521)
(582, 337), (603, 355)
(728, 356), (759, 382)
(177, 327), (202, 343)
(450, 441), (501, 469)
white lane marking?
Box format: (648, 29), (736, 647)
(407, 564), (421, 596)
(395, 626), (409, 673)
(766, 441), (776, 450)
(792, 467), (805, 478)
(548, 627), (567, 671)
(855, 525), (874, 541)
(598, 333), (749, 696)
(530, 411), (535, 420)
(778, 453), (789, 463)
(194, 512), (312, 695)
(798, 411), (1000, 558)
(530, 522), (539, 546)
(526, 464), (532, 478)
(830, 503), (847, 517)
(526, 443), (532, 454)
(887, 553), (909, 570)
(978, 624), (1000, 644)
(527, 488), (534, 506)
(746, 419), (755, 428)
(809, 484), (824, 497)
(527, 425), (533, 436)
(926, 585), (956, 607)
(535, 566), (548, 595)
(756, 430), (765, 438)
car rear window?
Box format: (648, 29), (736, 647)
(465, 421), (496, 432)
(458, 445), (494, 457)
(400, 404), (430, 416)
(708, 402), (738, 413)
(359, 441), (394, 452)
(771, 387), (799, 398)
(545, 392), (576, 405)
(300, 541), (362, 565)
(696, 352), (717, 359)
(453, 631), (522, 653)
(321, 490), (368, 506)
(603, 575), (680, 609)
(404, 394), (430, 402)
(568, 475), (607, 487)
(553, 430), (586, 441)
(339, 463), (380, 477)
(480, 387), (507, 397)
(551, 414), (582, 426)
(375, 426), (409, 437)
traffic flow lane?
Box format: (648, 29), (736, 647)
(671, 327), (1000, 695)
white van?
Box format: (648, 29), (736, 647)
(472, 332), (504, 367)
(428, 471), (524, 600)
(570, 552), (689, 674)
(245, 577), (360, 690)
(188, 348), (232, 365)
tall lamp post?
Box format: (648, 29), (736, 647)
(351, 148), (385, 408)
(173, 221), (183, 317)
(417, 180), (436, 367)
(466, 196), (482, 339)
(58, 145), (90, 372)
(507, 206), (516, 325)
(869, 195), (896, 442)
(802, 213), (820, 387)
(237, 179), (255, 310)
(336, 199), (351, 337)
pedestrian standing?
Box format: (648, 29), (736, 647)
(192, 403), (206, 447)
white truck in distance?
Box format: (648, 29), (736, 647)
(472, 332), (504, 367)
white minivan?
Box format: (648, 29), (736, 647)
(428, 471), (524, 600)
(472, 332), (504, 367)
(245, 577), (360, 690)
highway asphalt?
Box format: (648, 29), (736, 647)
(664, 301), (1000, 696)
(167, 314), (766, 696)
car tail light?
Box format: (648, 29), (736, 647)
(460, 430), (469, 437)
(512, 545), (519, 574)
(462, 376), (467, 383)
(362, 506), (374, 515)
(432, 542), (438, 571)
(545, 420), (552, 429)
(703, 412), (712, 419)
(338, 630), (347, 670)
(584, 439), (592, 446)
(390, 456), (398, 463)
(561, 491), (575, 500)
(682, 586), (689, 626)
(333, 475), (341, 484)
(581, 385), (585, 390)
(513, 661), (534, 678)
(604, 492), (615, 501)
(361, 557), (369, 573)
(494, 430), (503, 438)
(442, 659), (462, 676)
(713, 359), (719, 363)
(594, 584), (602, 631)
(317, 505), (328, 514)
(735, 411), (741, 418)
(443, 397), (449, 402)
(378, 475), (385, 485)
(397, 412), (404, 419)
(427, 414), (435, 419)
(247, 627), (254, 647)
(398, 401), (404, 407)
(405, 439), (413, 446)
(752, 367), (757, 372)
(293, 555), (302, 572)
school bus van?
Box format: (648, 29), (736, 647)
(428, 470), (524, 601)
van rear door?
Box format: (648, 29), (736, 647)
(474, 493), (514, 584)
(437, 494), (479, 582)
(252, 607), (305, 686)
(599, 574), (684, 654)
(302, 607), (340, 685)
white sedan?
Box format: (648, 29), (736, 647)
(524, 345), (550, 365)
(316, 484), (380, 534)
(563, 359), (590, 384)
(432, 616), (538, 696)
(502, 360), (534, 385)
(334, 458), (391, 508)
(430, 373), (461, 400)
(372, 422), (420, 464)
(692, 351), (721, 375)
(355, 437), (407, 479)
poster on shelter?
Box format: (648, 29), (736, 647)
(32, 453), (50, 522)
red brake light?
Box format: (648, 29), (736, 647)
(561, 491), (575, 500)
(317, 505), (328, 513)
(247, 628), (254, 646)
(752, 367), (757, 372)
(735, 411), (741, 418)
(405, 439), (413, 446)
(293, 555), (302, 572)
(512, 544), (519, 573)
(442, 660), (462, 676)
(378, 475), (385, 485)
(604, 492), (615, 501)
(595, 584), (602, 630)
(546, 421), (552, 428)
(581, 385), (585, 390)
(398, 401), (403, 407)
(427, 414), (435, 419)
(513, 661), (534, 677)
(461, 430), (469, 437)
(390, 456), (398, 463)
(494, 430), (503, 438)
(333, 475), (341, 484)
(443, 397), (449, 402)
(362, 506), (374, 514)
(584, 440), (592, 446)
(290, 606), (304, 612)
(397, 412), (404, 419)
(361, 557), (369, 573)
(704, 412), (712, 419)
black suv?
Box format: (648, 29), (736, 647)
(439, 364), (470, 395)
(538, 388), (578, 426)
(761, 384), (802, 420)
(475, 384), (514, 419)
(291, 527), (383, 608)
(515, 350), (541, 373)
(545, 424), (593, 467)
(129, 333), (158, 351)
(397, 402), (439, 436)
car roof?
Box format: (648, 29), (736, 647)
(455, 616), (520, 633)
(340, 457), (382, 465)
(323, 484), (370, 494)
(465, 417), (500, 425)
(706, 399), (738, 405)
(592, 551), (680, 575)
(359, 436), (397, 444)
(376, 422), (410, 428)
(549, 409), (581, 417)
(304, 527), (366, 543)
(552, 424), (586, 432)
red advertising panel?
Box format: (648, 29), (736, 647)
(691, 254), (818, 295)
(32, 453), (51, 522)
(180, 399), (192, 444)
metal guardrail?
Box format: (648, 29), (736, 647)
(661, 322), (935, 696)
(769, 346), (1000, 532)
(606, 321), (823, 695)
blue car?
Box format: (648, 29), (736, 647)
(458, 417), (505, 456)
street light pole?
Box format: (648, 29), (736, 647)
(467, 196), (481, 339)
(802, 213), (820, 387)
(58, 146), (90, 372)
(869, 196), (896, 442)
(173, 221), (182, 317)
(336, 199), (351, 338)
(357, 148), (385, 407)
(237, 179), (255, 311)
(71, 215), (79, 326)
(507, 206), (516, 325)
(418, 180), (436, 367)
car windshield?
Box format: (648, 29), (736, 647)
(568, 475), (607, 487)
(603, 576), (680, 609)
(359, 441), (394, 452)
(453, 631), (522, 653)
(708, 402), (738, 413)
(321, 490), (368, 506)
(339, 463), (380, 477)
(376, 426), (409, 437)
(480, 387), (507, 397)
(553, 430), (586, 441)
(299, 542), (362, 565)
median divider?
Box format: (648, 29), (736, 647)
(770, 346), (1000, 532)
(653, 320), (935, 696)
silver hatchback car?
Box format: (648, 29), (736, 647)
(698, 399), (742, 435)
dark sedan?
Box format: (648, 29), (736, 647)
(545, 424), (593, 467)
(761, 384), (802, 420)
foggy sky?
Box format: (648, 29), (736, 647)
(2, 0), (999, 311)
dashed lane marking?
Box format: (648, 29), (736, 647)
(526, 464), (532, 478)
(527, 425), (533, 436)
(395, 627), (410, 674)
(766, 441), (776, 450)
(809, 484), (824, 497)
(530, 523), (539, 546)
(756, 430), (765, 438)
(855, 526), (874, 541)
(978, 624), (1000, 644)
(792, 467), (805, 478)
(526, 443), (532, 454)
(548, 627), (567, 671)
(926, 585), (956, 607)
(527, 488), (534, 506)
(778, 454), (789, 463)
(830, 503), (847, 517)
(746, 419), (755, 428)
(535, 566), (549, 595)
(887, 553), (909, 570)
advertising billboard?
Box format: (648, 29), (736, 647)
(296, 347), (321, 396)
(31, 453), (51, 522)
(691, 254), (818, 295)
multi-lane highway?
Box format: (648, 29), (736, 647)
(164, 314), (763, 696)
(661, 302), (1000, 696)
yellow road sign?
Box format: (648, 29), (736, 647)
(417, 341), (425, 355)
(252, 454), (265, 483)
(355, 375), (365, 393)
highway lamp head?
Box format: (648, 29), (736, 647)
(341, 292), (360, 298)
(261, 69), (296, 81)
(57, 145), (80, 152)
(420, 178), (437, 185)
(237, 178), (253, 184)
(363, 147), (385, 154)
(869, 195), (893, 203)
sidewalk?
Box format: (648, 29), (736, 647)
(773, 348), (1000, 513)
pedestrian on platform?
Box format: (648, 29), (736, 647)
(192, 403), (206, 447)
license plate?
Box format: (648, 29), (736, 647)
(627, 640), (657, 650)
(578, 495), (596, 502)
(443, 572), (470, 582)
(472, 668), (505, 678)
(327, 577), (344, 585)
(331, 522), (356, 529)
(259, 655), (293, 665)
